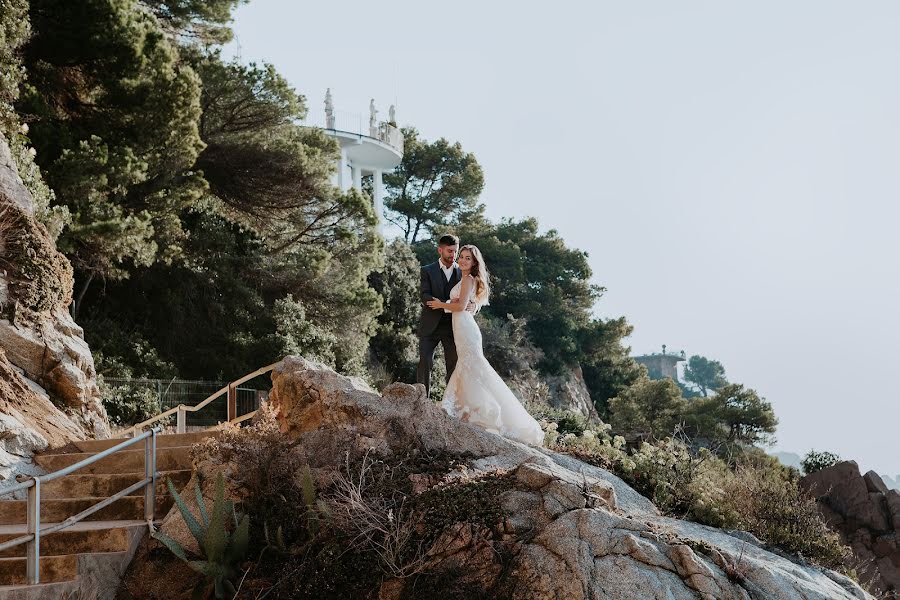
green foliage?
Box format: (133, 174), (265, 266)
(368, 239), (420, 383)
(98, 378), (162, 427)
(608, 377), (687, 438)
(153, 472), (249, 599)
(266, 294), (338, 367)
(683, 383), (778, 451)
(19, 0), (207, 302)
(683, 355), (728, 397)
(801, 450), (841, 475)
(725, 464), (850, 570)
(578, 317), (645, 415)
(545, 416), (851, 569)
(142, 0), (246, 44)
(0, 0), (28, 136)
(384, 127), (485, 243)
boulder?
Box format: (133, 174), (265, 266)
(0, 133), (109, 485)
(544, 365), (597, 419)
(802, 462), (900, 597)
(865, 471), (890, 495)
(262, 356), (872, 599)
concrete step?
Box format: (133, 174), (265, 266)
(33, 446), (192, 474)
(0, 579), (80, 599)
(0, 521), (137, 558)
(38, 470), (191, 499)
(73, 430), (220, 454)
(0, 554), (78, 585)
(0, 496), (173, 526)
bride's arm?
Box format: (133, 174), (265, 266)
(426, 276), (474, 312)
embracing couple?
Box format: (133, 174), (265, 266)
(417, 234), (544, 447)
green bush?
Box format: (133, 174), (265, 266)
(98, 378), (162, 427)
(801, 450), (841, 475)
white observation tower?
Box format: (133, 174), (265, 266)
(313, 89), (404, 231)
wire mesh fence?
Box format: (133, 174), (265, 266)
(102, 377), (270, 427)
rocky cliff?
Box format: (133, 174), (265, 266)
(802, 461), (900, 598)
(159, 355), (872, 600)
(0, 133), (109, 482)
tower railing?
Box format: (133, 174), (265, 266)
(303, 109), (404, 153)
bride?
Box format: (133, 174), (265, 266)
(426, 245), (544, 446)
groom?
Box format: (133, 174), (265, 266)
(417, 234), (471, 397)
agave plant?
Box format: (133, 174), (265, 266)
(153, 472), (250, 599)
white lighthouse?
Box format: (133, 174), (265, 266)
(314, 89), (404, 231)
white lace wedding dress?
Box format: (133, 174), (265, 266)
(441, 279), (544, 446)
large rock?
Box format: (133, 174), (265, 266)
(262, 356), (872, 600)
(802, 462), (900, 597)
(0, 133), (109, 484)
(544, 365), (598, 419)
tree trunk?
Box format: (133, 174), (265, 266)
(73, 272), (94, 320)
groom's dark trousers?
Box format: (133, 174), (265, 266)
(417, 261), (460, 397)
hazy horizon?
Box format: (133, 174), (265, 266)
(225, 1), (900, 475)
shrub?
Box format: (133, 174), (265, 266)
(152, 472), (250, 599)
(607, 377), (686, 439)
(725, 465), (850, 570)
(801, 450), (841, 475)
(542, 414), (852, 570)
(98, 378), (162, 427)
(191, 405), (321, 548)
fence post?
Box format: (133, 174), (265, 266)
(227, 383), (236, 422)
(26, 479), (40, 584)
(176, 405), (186, 434)
(144, 429), (157, 523)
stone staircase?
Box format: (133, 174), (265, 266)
(0, 430), (216, 599)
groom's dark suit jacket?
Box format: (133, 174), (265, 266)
(418, 261), (461, 337)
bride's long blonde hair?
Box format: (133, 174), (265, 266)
(460, 244), (490, 306)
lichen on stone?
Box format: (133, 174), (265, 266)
(0, 201), (73, 315)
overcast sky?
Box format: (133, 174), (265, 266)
(226, 1), (900, 475)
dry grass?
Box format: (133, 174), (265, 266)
(724, 465), (850, 570)
(326, 448), (427, 578)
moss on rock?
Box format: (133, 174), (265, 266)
(0, 201), (73, 314)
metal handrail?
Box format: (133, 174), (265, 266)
(122, 361), (280, 437)
(0, 427), (160, 584)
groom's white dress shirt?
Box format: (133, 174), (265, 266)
(440, 262), (456, 282)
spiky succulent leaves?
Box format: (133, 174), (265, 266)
(276, 524), (285, 551)
(151, 530), (188, 561)
(166, 477), (206, 550)
(189, 560), (234, 598)
(203, 473), (228, 564)
(188, 560), (226, 581)
(195, 479), (209, 527)
(226, 513), (250, 565)
(301, 466), (319, 535)
(215, 577), (237, 599)
(301, 466), (316, 507)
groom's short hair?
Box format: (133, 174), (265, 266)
(438, 234), (459, 247)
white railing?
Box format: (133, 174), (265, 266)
(303, 109), (404, 153)
(0, 427), (160, 585)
